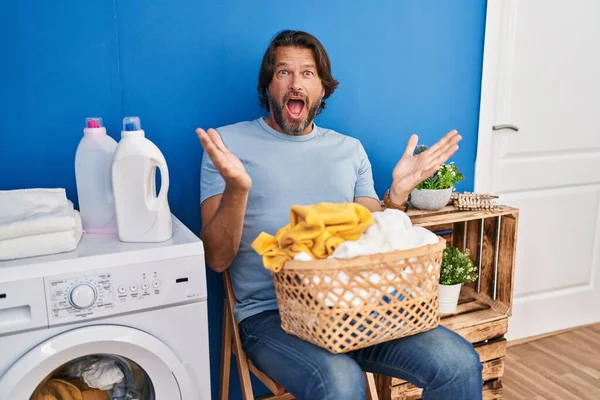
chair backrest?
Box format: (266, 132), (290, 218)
(223, 270), (236, 306)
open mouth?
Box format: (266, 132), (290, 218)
(285, 98), (305, 120)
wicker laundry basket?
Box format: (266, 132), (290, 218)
(271, 238), (446, 354)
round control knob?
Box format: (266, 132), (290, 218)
(69, 283), (97, 309)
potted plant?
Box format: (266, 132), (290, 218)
(438, 246), (478, 314)
(410, 145), (464, 210)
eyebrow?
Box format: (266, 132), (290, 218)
(275, 62), (317, 69)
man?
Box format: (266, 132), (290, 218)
(198, 30), (482, 400)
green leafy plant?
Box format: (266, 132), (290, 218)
(414, 145), (464, 190)
(440, 246), (478, 286)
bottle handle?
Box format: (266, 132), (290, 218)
(146, 158), (169, 211)
(106, 163), (115, 205)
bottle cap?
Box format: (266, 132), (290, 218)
(123, 116), (142, 132)
(86, 117), (103, 129)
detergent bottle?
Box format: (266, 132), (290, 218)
(74, 117), (118, 233)
(112, 116), (172, 242)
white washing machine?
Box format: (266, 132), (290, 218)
(0, 215), (211, 400)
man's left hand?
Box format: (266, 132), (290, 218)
(389, 130), (462, 204)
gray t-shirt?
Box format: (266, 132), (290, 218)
(200, 117), (378, 323)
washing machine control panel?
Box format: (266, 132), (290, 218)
(49, 274), (114, 319)
(45, 255), (206, 325)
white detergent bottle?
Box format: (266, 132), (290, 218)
(75, 117), (118, 234)
(112, 116), (172, 242)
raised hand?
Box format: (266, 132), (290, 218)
(390, 130), (462, 202)
(196, 128), (252, 192)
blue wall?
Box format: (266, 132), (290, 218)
(0, 1), (486, 398)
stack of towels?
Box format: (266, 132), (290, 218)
(0, 188), (83, 261)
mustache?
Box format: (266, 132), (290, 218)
(283, 91), (308, 103)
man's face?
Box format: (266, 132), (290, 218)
(267, 46), (325, 135)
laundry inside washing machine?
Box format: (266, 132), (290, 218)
(29, 354), (154, 400)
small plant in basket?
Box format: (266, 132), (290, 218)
(410, 145), (465, 211)
(438, 246), (478, 314)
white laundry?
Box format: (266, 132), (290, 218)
(64, 355), (137, 398)
(77, 358), (125, 391)
(330, 208), (439, 259)
(294, 209), (438, 308)
(0, 207), (83, 261)
(294, 252), (314, 261)
(0, 188), (76, 240)
(301, 269), (402, 308)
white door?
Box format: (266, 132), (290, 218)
(0, 325), (197, 399)
(475, 0), (600, 341)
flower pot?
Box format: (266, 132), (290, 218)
(438, 283), (462, 314)
(410, 187), (453, 211)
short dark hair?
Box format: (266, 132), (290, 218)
(257, 30), (339, 114)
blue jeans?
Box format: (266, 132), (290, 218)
(239, 310), (482, 400)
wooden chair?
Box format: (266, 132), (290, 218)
(220, 271), (380, 400)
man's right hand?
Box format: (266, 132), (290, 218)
(197, 127), (250, 273)
(196, 128), (252, 192)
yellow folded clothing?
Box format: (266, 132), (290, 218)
(252, 202), (374, 272)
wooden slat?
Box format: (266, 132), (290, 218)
(427, 222), (453, 242)
(497, 213), (518, 310)
(366, 372), (380, 400)
(220, 299), (232, 400)
(482, 379), (503, 400)
(482, 358), (505, 382)
(231, 344), (287, 395)
(444, 286), (510, 317)
(256, 393), (295, 400)
(374, 374), (392, 400)
(390, 386), (421, 400)
(249, 361), (287, 395)
(376, 373), (392, 400)
(451, 220), (467, 250)
(477, 216), (499, 297)
(224, 292), (255, 399)
(408, 205), (518, 227)
(458, 289), (476, 303)
(441, 308), (506, 331)
(460, 286), (510, 315)
(453, 317), (508, 344)
(456, 218), (481, 297)
(390, 358), (505, 398)
(441, 298), (488, 317)
(427, 222), (453, 232)
(465, 218), (482, 274)
(477, 338), (507, 363)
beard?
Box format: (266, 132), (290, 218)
(268, 91), (322, 135)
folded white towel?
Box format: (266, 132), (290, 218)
(0, 188), (76, 240)
(0, 209), (83, 261)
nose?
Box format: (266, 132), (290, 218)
(288, 73), (303, 93)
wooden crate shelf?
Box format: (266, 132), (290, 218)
(375, 205), (519, 400)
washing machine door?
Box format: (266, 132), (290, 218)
(0, 325), (199, 400)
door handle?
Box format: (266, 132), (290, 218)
(492, 124), (519, 132)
